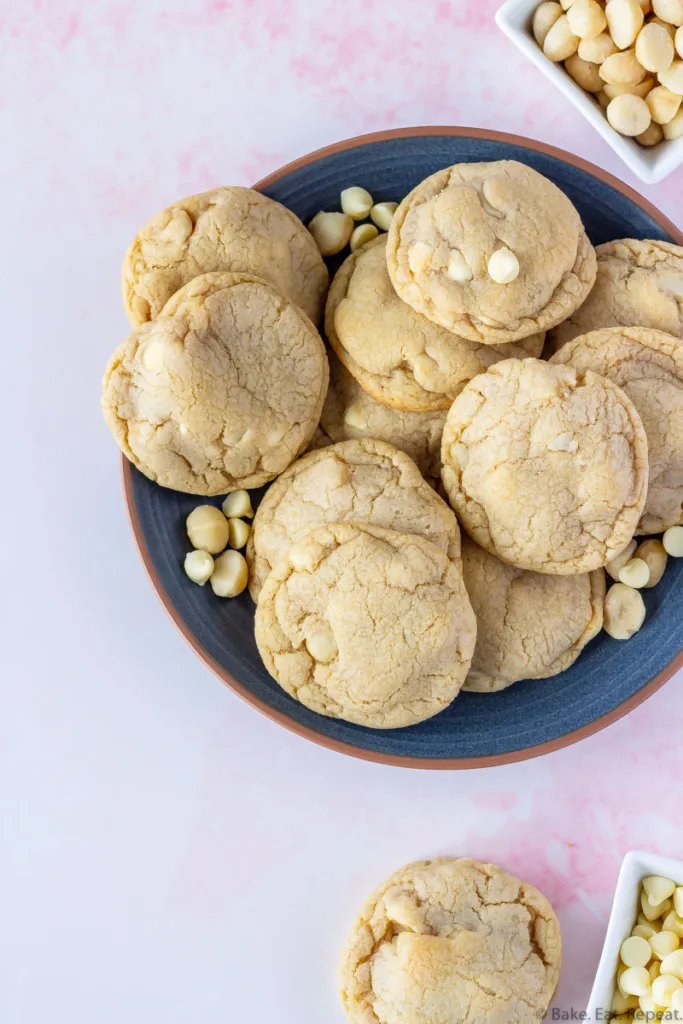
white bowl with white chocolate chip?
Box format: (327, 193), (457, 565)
(496, 0), (683, 183)
(586, 851), (683, 1023)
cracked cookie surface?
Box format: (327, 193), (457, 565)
(254, 523), (476, 729)
(246, 438), (461, 600)
(551, 326), (683, 534)
(319, 351), (446, 484)
(462, 538), (605, 693)
(326, 235), (544, 411)
(339, 857), (561, 1024)
(441, 358), (648, 574)
(122, 185), (329, 326)
(387, 160), (596, 345)
(550, 239), (683, 350)
(102, 272), (328, 494)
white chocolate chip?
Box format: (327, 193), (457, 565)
(663, 105), (683, 133)
(612, 990), (640, 1013)
(607, 0), (645, 49)
(222, 490), (254, 519)
(560, 0), (577, 8)
(580, 31), (619, 62)
(567, 0), (607, 39)
(603, 75), (656, 97)
(639, 992), (658, 1016)
(637, 21), (675, 72)
(533, 1), (564, 45)
(661, 951), (683, 980)
(606, 540), (638, 581)
(601, 48), (647, 85)
(305, 623), (338, 664)
(447, 248), (473, 282)
(544, 14), (581, 60)
(663, 525), (683, 555)
(183, 549), (214, 585)
(651, 959), (662, 981)
(370, 201), (398, 231)
(162, 209), (193, 245)
(653, 0), (683, 26)
(635, 539), (668, 586)
(566, 52), (604, 89)
(228, 517), (250, 550)
(186, 505), (230, 554)
(645, 876), (678, 906)
(633, 923), (658, 940)
(340, 186), (374, 220)
(621, 935), (654, 967)
(607, 93), (652, 134)
(651, 932), (681, 959)
(658, 271), (683, 296)
(647, 83), (683, 120)
(210, 549), (248, 598)
(308, 211), (354, 256)
(488, 247), (520, 284)
(673, 988), (683, 1012)
(288, 541), (320, 571)
(637, 120), (665, 143)
(659, 57), (683, 90)
(664, 912), (683, 937)
(653, 973), (683, 1005)
(620, 966), (652, 996)
(643, 891), (673, 920)
(675, 889), (683, 917)
(141, 340), (165, 372)
(677, 24), (683, 54)
(343, 403), (368, 430)
(604, 583), (647, 639)
(408, 241), (434, 274)
(597, 89), (611, 108)
(547, 431), (578, 451)
(349, 222), (379, 252)
(618, 557), (651, 589)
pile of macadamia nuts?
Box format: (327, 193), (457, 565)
(533, 0), (683, 146)
(603, 526), (683, 640)
(308, 187), (398, 257)
(183, 491), (254, 599)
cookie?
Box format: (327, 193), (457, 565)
(387, 160), (596, 345)
(320, 351), (446, 484)
(254, 523), (476, 729)
(441, 358), (648, 574)
(102, 272), (328, 495)
(339, 857), (561, 1024)
(551, 326), (683, 534)
(461, 538), (605, 693)
(550, 239), (683, 350)
(326, 235), (545, 412)
(122, 186), (329, 326)
(246, 439), (461, 600)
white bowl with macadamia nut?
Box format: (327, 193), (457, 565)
(586, 852), (683, 1023)
(496, 0), (683, 183)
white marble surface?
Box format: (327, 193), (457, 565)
(2, 1), (683, 1022)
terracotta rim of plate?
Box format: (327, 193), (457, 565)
(122, 125), (683, 770)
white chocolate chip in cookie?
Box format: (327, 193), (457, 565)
(547, 431), (579, 451)
(408, 241), (433, 274)
(607, 93), (652, 135)
(604, 583), (646, 639)
(447, 248), (473, 282)
(340, 186), (373, 220)
(305, 623), (338, 663)
(488, 247), (520, 284)
(534, 1), (564, 45)
(606, 0), (645, 49)
(141, 340), (166, 372)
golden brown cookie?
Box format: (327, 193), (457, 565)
(550, 239), (683, 350)
(102, 272), (328, 494)
(246, 439), (461, 600)
(441, 358), (649, 574)
(387, 160), (596, 344)
(326, 235), (544, 411)
(551, 326), (683, 534)
(122, 186), (329, 326)
(254, 523), (476, 729)
(339, 857), (561, 1024)
(320, 351), (446, 484)
(461, 538), (605, 692)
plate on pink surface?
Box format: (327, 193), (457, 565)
(123, 127), (683, 769)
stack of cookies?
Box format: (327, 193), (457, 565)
(101, 160), (683, 731)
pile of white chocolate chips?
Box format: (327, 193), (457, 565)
(533, 0), (683, 145)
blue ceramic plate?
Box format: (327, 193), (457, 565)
(123, 128), (683, 768)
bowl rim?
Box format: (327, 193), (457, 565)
(121, 124), (683, 770)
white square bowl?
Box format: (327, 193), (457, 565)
(585, 850), (683, 1023)
(496, 0), (683, 184)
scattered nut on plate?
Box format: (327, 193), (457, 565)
(532, 0), (683, 145)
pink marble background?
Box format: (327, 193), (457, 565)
(2, 2), (683, 1022)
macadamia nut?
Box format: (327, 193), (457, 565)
(580, 31), (619, 62)
(184, 549), (214, 585)
(222, 490), (254, 519)
(647, 82), (683, 118)
(635, 539), (668, 585)
(607, 92), (652, 133)
(607, 541), (637, 580)
(566, 51), (605, 88)
(637, 119), (665, 141)
(568, 0), (608, 38)
(340, 186), (373, 220)
(186, 505), (230, 554)
(663, 105), (683, 132)
(600, 48), (647, 85)
(210, 549), (248, 598)
(534, 1), (564, 44)
(607, 0), (645, 48)
(308, 211), (353, 256)
(604, 582), (647, 639)
(653, 0), (683, 26)
(228, 517), (250, 550)
(659, 57), (683, 89)
(544, 13), (581, 59)
(370, 201), (398, 231)
(637, 20), (675, 71)
(350, 222), (379, 252)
